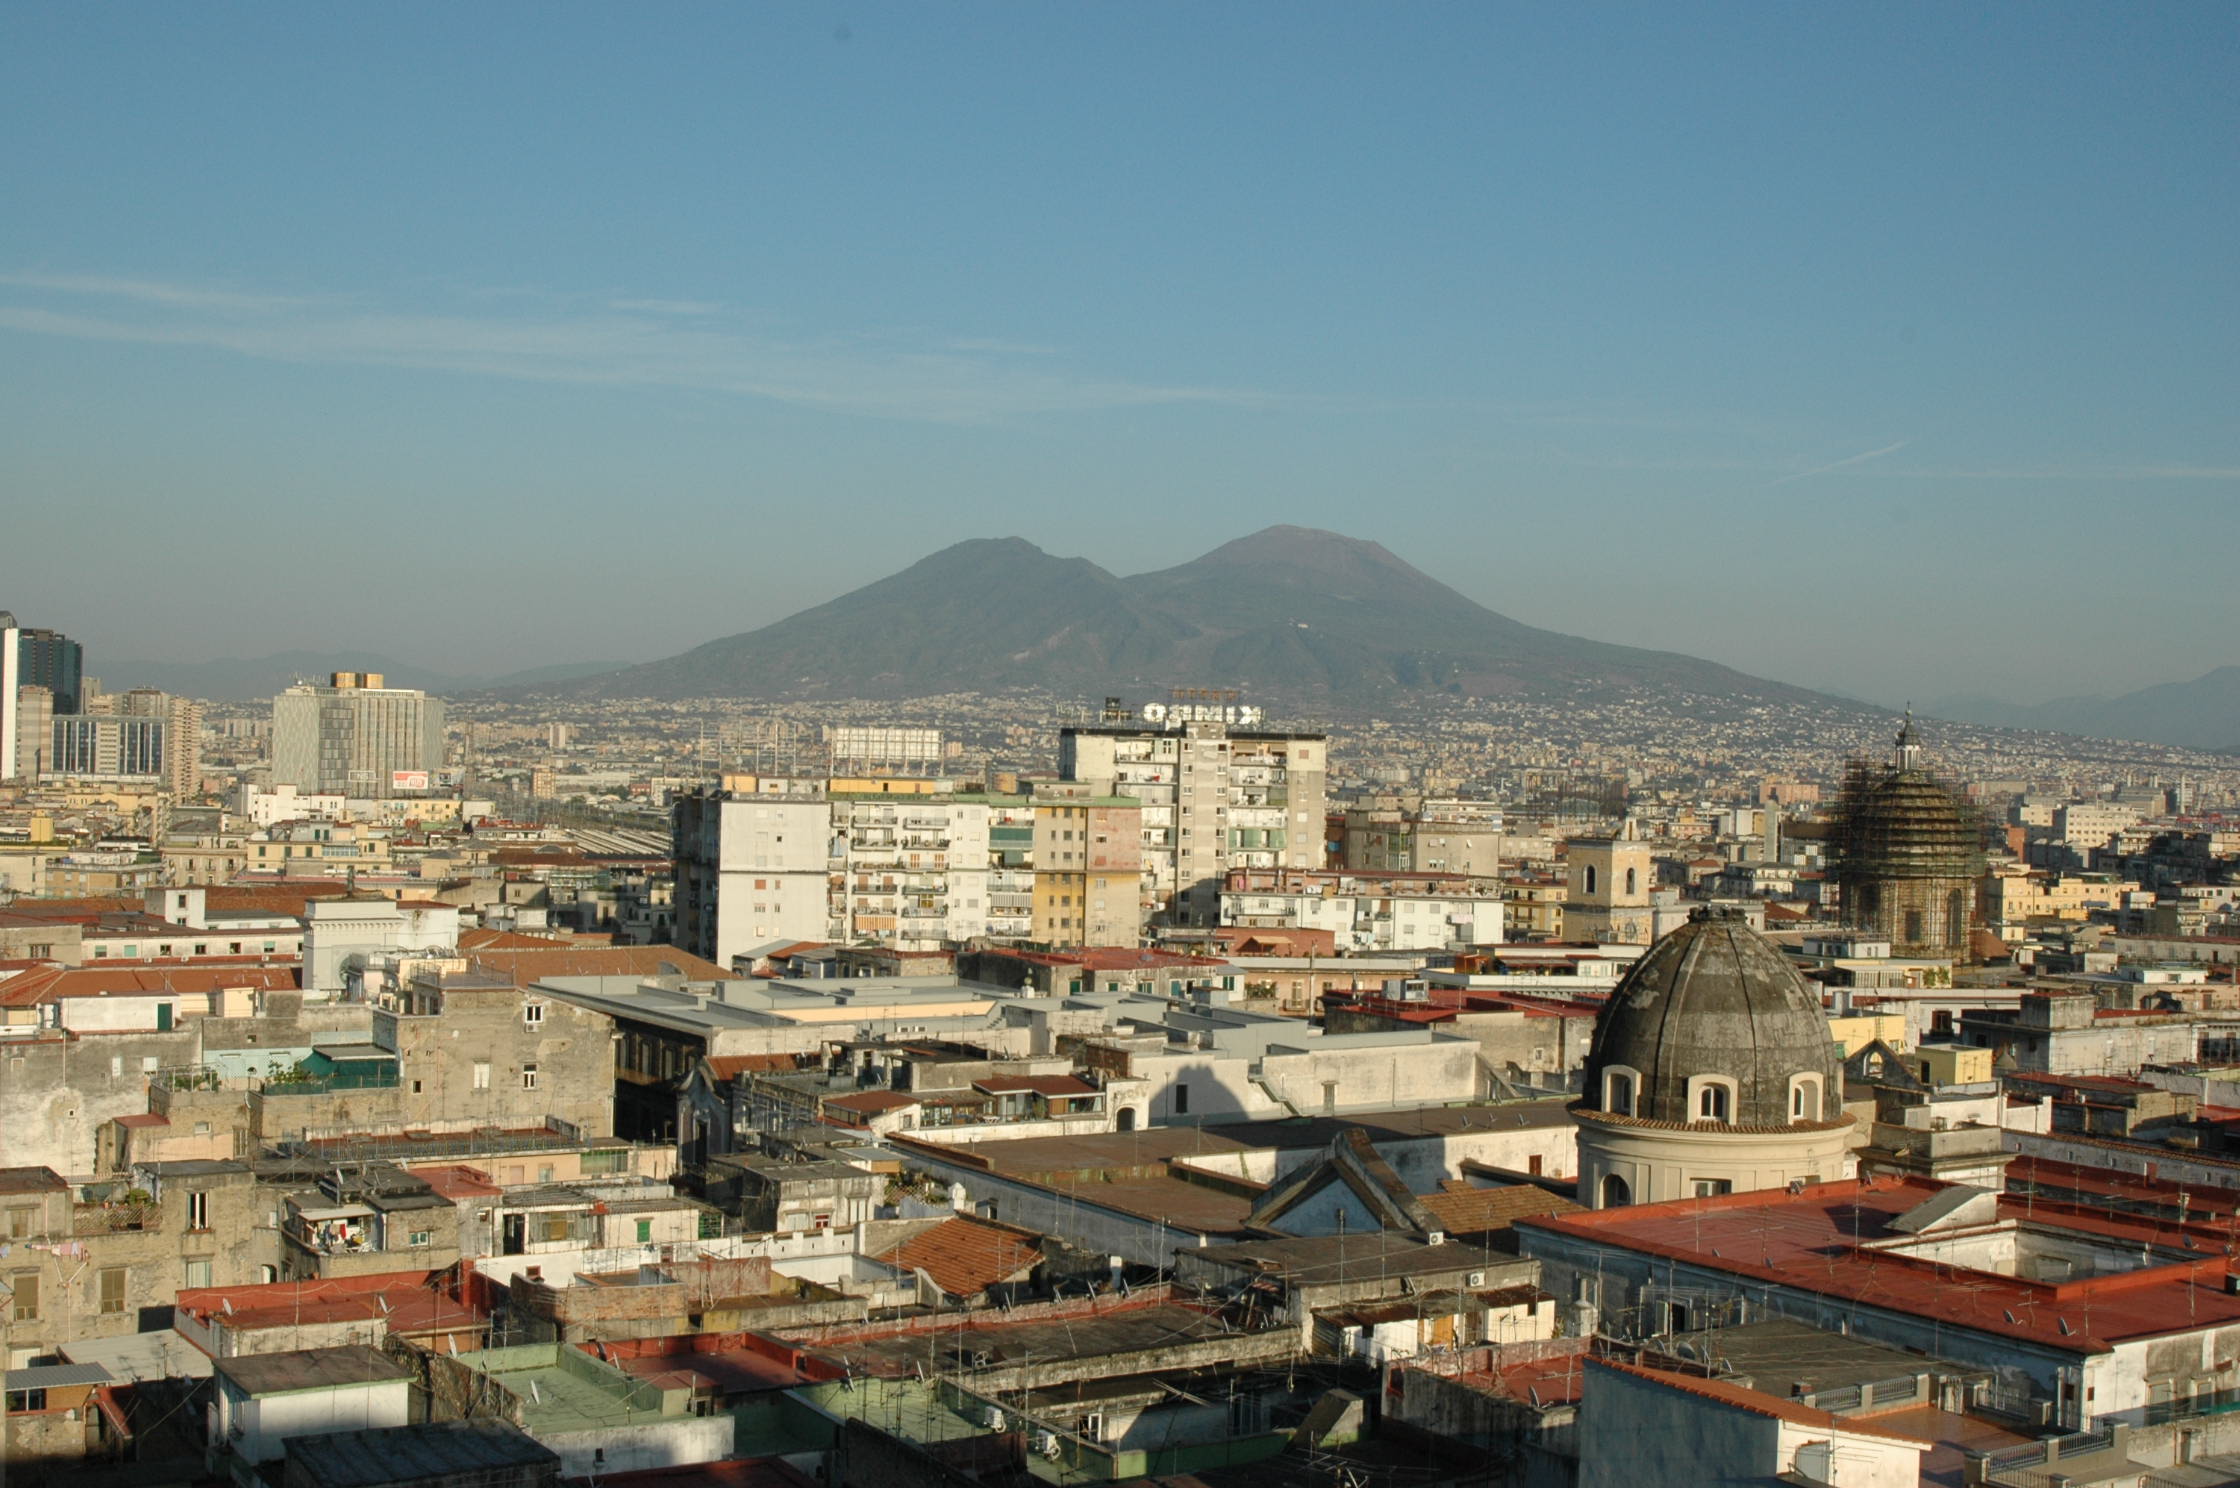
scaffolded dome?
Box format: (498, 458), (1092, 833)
(1829, 717), (1981, 958)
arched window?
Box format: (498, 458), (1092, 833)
(1790, 1074), (1822, 1123)
(1624, 866), (1638, 896)
(1600, 1173), (1632, 1209)
(1584, 865), (1599, 896)
(1604, 1069), (1636, 1117)
(1690, 1078), (1733, 1124)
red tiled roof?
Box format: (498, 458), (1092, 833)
(0, 963), (300, 1007)
(1518, 1176), (2240, 1352)
(876, 1215), (1043, 1298)
(176, 1273), (482, 1336)
(1589, 1358), (1931, 1445)
(405, 1165), (503, 1200)
(823, 1091), (922, 1118)
(706, 1053), (812, 1082)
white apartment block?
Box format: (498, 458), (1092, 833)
(1220, 868), (1505, 952)
(2056, 800), (2148, 851)
(673, 785), (834, 969)
(828, 792), (993, 951)
(1060, 713), (1327, 926)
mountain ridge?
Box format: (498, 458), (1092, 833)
(550, 526), (1828, 709)
(1927, 666), (2240, 753)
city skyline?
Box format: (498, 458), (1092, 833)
(4, 4), (2235, 706)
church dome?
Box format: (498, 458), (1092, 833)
(1834, 772), (1975, 880)
(1581, 906), (1842, 1127)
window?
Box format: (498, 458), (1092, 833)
(10, 1273), (38, 1321)
(522, 1063), (539, 1091)
(1904, 909), (1924, 944)
(411, 1079), (423, 1095)
(98, 1268), (126, 1314)
(1603, 1069), (1637, 1117)
(1583, 865), (1598, 895)
(1172, 1082), (1190, 1115)
(4, 1207), (32, 1240)
(1624, 867), (1637, 896)
(1790, 1075), (1823, 1123)
(5, 1388), (45, 1413)
(523, 1002), (545, 1028)
(409, 1230), (431, 1248)
(186, 1191), (210, 1230)
(1694, 1081), (1732, 1123)
(636, 1219), (653, 1243)
(1692, 1179), (1733, 1198)
(1599, 1173), (1631, 1209)
(182, 1258), (212, 1288)
(473, 1061), (491, 1090)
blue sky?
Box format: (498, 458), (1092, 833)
(3, 3), (2234, 705)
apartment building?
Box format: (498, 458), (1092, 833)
(270, 672), (445, 798)
(2, 615), (83, 780)
(1060, 708), (1327, 926)
(675, 777), (1148, 964)
(1219, 866), (1505, 952)
(1343, 796), (1505, 876)
(671, 779), (832, 968)
(1030, 783), (1143, 947)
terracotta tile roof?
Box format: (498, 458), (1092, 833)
(1588, 1358), (1931, 1445)
(1518, 1175), (2240, 1352)
(405, 1165), (503, 1200)
(876, 1215), (1043, 1298)
(112, 1114), (170, 1129)
(705, 1053), (813, 1082)
(470, 945), (732, 983)
(0, 897), (141, 918)
(202, 884), (357, 916)
(0, 963), (301, 1007)
(0, 1167), (71, 1194)
(1421, 1181), (1582, 1237)
(822, 1091), (923, 1119)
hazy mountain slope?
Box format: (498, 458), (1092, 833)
(562, 526), (1829, 708)
(1929, 666), (2240, 751)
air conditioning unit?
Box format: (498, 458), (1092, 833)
(982, 1407), (1006, 1432)
(1467, 1271), (1487, 1288)
(1034, 1430), (1061, 1458)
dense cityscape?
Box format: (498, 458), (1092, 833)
(9, 5), (2239, 1486)
(3, 601), (2240, 1487)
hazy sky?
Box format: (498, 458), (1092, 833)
(4, 4), (2234, 706)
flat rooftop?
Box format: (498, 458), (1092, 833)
(792, 1299), (1242, 1379)
(282, 1419), (559, 1487)
(917, 1099), (1575, 1179)
(1661, 1317), (1990, 1395)
(217, 1345), (412, 1396)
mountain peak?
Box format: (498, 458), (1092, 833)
(1171, 525), (1425, 580)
